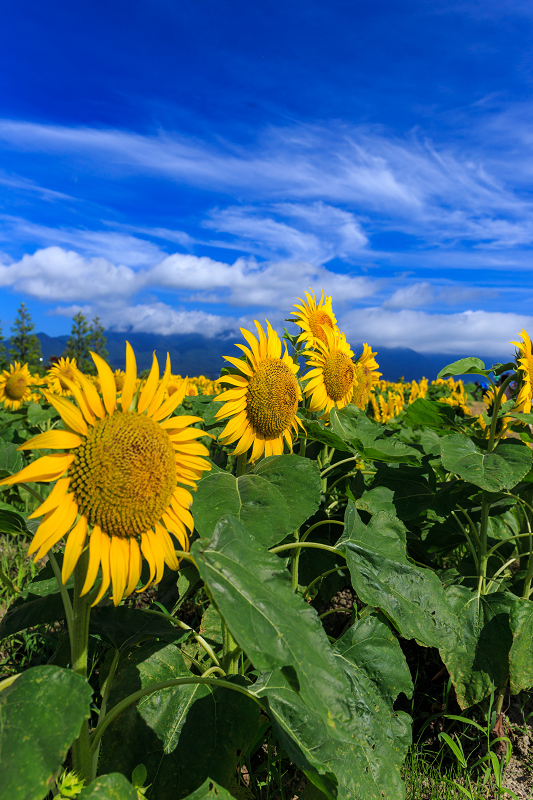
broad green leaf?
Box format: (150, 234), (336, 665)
(373, 466), (436, 520)
(508, 411), (533, 425)
(252, 615), (412, 800)
(439, 588), (518, 708)
(337, 503), (457, 649)
(330, 406), (421, 464)
(78, 774), (138, 799)
(301, 418), (352, 452)
(437, 358), (487, 379)
(0, 505), (27, 535)
(440, 434), (532, 492)
(90, 606), (188, 650)
(509, 599), (533, 695)
(0, 441), (23, 475)
(193, 471), (289, 547)
(181, 778), (237, 799)
(251, 455), (321, 531)
(99, 642), (258, 799)
(0, 666), (92, 800)
(26, 402), (58, 427)
(354, 485), (396, 516)
(403, 398), (458, 430)
(191, 516), (360, 733)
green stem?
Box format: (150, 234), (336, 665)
(70, 550), (92, 786)
(270, 541), (344, 557)
(451, 512), (479, 570)
(48, 551), (74, 652)
(319, 608), (351, 620)
(19, 482), (44, 503)
(299, 435), (307, 459)
(289, 520), (344, 592)
(145, 608), (221, 666)
(302, 566), (348, 599)
(90, 677), (262, 755)
(0, 565), (20, 595)
(222, 625), (241, 675)
(320, 456), (357, 478)
(92, 648), (120, 780)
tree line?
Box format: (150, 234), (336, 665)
(0, 303), (108, 373)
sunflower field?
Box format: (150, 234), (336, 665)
(2, 291), (533, 800)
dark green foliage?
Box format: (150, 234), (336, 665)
(9, 302), (42, 367)
(88, 315), (108, 360)
(63, 310), (92, 371)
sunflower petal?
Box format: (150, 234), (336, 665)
(62, 517), (88, 584)
(91, 533), (112, 606)
(42, 392), (88, 436)
(28, 478), (70, 519)
(81, 526), (104, 596)
(0, 454), (74, 487)
(17, 430), (83, 451)
(138, 353), (160, 414)
(91, 351), (117, 416)
(109, 535), (128, 606)
(121, 341), (138, 412)
(155, 523), (180, 570)
(124, 538), (142, 596)
(146, 353), (172, 417)
(151, 378), (188, 422)
(75, 371), (105, 419)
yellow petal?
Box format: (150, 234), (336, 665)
(81, 526), (104, 596)
(17, 431), (83, 452)
(91, 533), (111, 606)
(121, 341), (138, 412)
(124, 538), (142, 597)
(146, 353), (172, 417)
(232, 425), (255, 456)
(250, 435), (265, 462)
(147, 529), (165, 583)
(91, 351), (117, 416)
(138, 353), (159, 414)
(172, 486), (193, 508)
(75, 371), (105, 419)
(151, 377), (188, 422)
(159, 415), (202, 429)
(110, 536), (128, 606)
(42, 392), (88, 436)
(59, 377), (95, 425)
(62, 517), (88, 584)
(31, 496), (78, 561)
(0, 454), (74, 487)
(223, 356), (253, 376)
(140, 532), (157, 588)
(28, 478), (70, 519)
(155, 523), (180, 570)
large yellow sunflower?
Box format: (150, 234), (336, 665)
(215, 321), (303, 461)
(511, 329), (533, 413)
(46, 357), (80, 397)
(0, 344), (211, 605)
(302, 329), (380, 414)
(0, 362), (34, 409)
(291, 289), (338, 347)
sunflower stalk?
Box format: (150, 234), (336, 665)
(70, 550), (93, 786)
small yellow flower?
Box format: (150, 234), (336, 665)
(46, 357), (80, 397)
(0, 362), (34, 409)
(511, 329), (533, 413)
(291, 289), (338, 348)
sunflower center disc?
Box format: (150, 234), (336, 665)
(246, 358), (299, 437)
(323, 351), (355, 402)
(308, 309), (333, 342)
(69, 412), (177, 538)
(5, 374), (28, 400)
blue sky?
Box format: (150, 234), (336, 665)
(1, 0), (533, 356)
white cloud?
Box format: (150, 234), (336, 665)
(385, 282), (435, 309)
(340, 307), (532, 356)
(101, 302), (241, 338)
(0, 247), (141, 300)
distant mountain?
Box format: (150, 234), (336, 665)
(12, 331), (501, 382)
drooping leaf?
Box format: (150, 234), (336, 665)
(193, 457), (320, 547)
(252, 615), (412, 800)
(509, 598), (533, 695)
(440, 435), (532, 492)
(403, 399), (458, 430)
(78, 774), (138, 799)
(0, 441), (24, 476)
(437, 358), (487, 379)
(191, 516), (360, 734)
(439, 587), (518, 708)
(0, 505), (28, 535)
(99, 642), (258, 800)
(337, 503), (457, 649)
(0, 666), (92, 800)
(330, 406), (421, 464)
(180, 778), (238, 800)
(301, 418), (352, 452)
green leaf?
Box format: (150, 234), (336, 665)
(193, 457), (321, 548)
(0, 505), (28, 535)
(0, 560), (73, 638)
(301, 418), (352, 452)
(330, 406), (421, 464)
(403, 398), (458, 430)
(437, 358), (487, 379)
(90, 606), (188, 650)
(439, 588), (518, 708)
(26, 402), (59, 427)
(251, 455), (321, 531)
(440, 434), (532, 492)
(337, 503), (457, 649)
(180, 778), (238, 800)
(354, 486), (396, 516)
(191, 516), (360, 733)
(99, 642), (258, 800)
(373, 466), (436, 521)
(0, 666), (92, 800)
(193, 471), (289, 547)
(0, 441), (23, 475)
(252, 615), (412, 800)
(78, 774), (138, 799)
(509, 599), (533, 695)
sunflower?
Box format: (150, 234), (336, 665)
(113, 369), (126, 392)
(511, 329), (533, 413)
(0, 344), (211, 606)
(0, 362), (34, 409)
(215, 321), (303, 461)
(291, 289), (338, 347)
(351, 344), (381, 409)
(46, 357), (80, 397)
